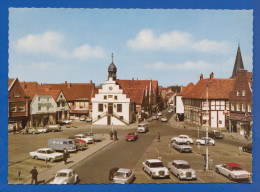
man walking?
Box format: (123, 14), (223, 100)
(157, 132), (161, 142)
(113, 130), (118, 140)
(30, 166), (38, 184)
(13, 125), (16, 134)
(109, 130), (113, 140)
(63, 150), (68, 165)
(108, 167), (119, 181)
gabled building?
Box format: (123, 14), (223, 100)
(8, 78), (30, 130)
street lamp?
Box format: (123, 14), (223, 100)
(205, 81), (211, 171)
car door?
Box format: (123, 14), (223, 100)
(145, 161), (150, 173)
(220, 164), (229, 176)
(171, 162), (178, 175)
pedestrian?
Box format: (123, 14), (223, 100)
(63, 150), (68, 165)
(13, 125), (16, 134)
(30, 166), (38, 184)
(157, 132), (160, 142)
(113, 130), (118, 140)
(26, 127), (29, 134)
(109, 130), (113, 140)
(108, 167), (119, 181)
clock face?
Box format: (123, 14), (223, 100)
(109, 86), (113, 91)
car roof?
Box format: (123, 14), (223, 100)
(138, 123), (147, 126)
(48, 138), (74, 141)
(173, 160), (189, 165)
(179, 135), (188, 137)
(57, 169), (73, 173)
(37, 148), (53, 151)
(128, 132), (136, 134)
(146, 159), (162, 163)
(225, 162), (241, 167)
(117, 168), (131, 173)
(75, 134), (84, 136)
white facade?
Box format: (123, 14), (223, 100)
(176, 95), (184, 114)
(30, 94), (57, 115)
(92, 77), (133, 125)
(56, 91), (70, 119)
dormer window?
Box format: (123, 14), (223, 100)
(236, 90), (240, 96)
(242, 90), (246, 96)
(13, 92), (20, 98)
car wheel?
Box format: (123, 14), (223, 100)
(49, 158), (54, 163)
(52, 130), (55, 132)
(196, 142), (200, 145)
(32, 132), (35, 134)
(229, 175), (233, 180)
(150, 173), (154, 179)
(177, 174), (181, 180)
(187, 141), (191, 145)
(216, 168), (220, 174)
(75, 176), (79, 183)
(34, 156), (38, 160)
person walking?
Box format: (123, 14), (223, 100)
(108, 167), (119, 181)
(13, 125), (16, 134)
(157, 132), (160, 142)
(109, 130), (113, 140)
(30, 166), (38, 184)
(113, 130), (118, 140)
(63, 150), (68, 165)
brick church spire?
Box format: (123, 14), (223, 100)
(231, 43), (244, 79)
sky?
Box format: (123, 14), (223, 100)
(8, 9), (253, 87)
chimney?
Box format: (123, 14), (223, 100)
(68, 83), (71, 88)
(200, 74), (203, 80)
(65, 81), (67, 84)
(210, 72), (214, 79)
(90, 80), (92, 84)
(132, 78), (134, 80)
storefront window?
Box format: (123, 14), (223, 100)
(231, 103), (234, 111)
(236, 103), (240, 111)
(18, 103), (25, 112)
(248, 104), (252, 112)
(242, 104), (245, 112)
(10, 103), (16, 112)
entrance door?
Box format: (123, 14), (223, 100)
(108, 103), (113, 115)
(107, 116), (111, 125)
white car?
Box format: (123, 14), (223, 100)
(157, 112), (162, 116)
(79, 115), (86, 121)
(85, 117), (92, 122)
(36, 127), (48, 133)
(75, 134), (94, 144)
(215, 163), (251, 181)
(168, 160), (196, 180)
(171, 140), (192, 153)
(171, 135), (194, 145)
(161, 117), (168, 122)
(168, 109), (173, 113)
(152, 115), (158, 120)
(196, 137), (215, 145)
(142, 159), (170, 179)
(113, 168), (135, 184)
(29, 148), (63, 162)
(50, 169), (79, 184)
(62, 120), (73, 124)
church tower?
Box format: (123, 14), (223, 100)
(231, 44), (244, 79)
(108, 53), (117, 81)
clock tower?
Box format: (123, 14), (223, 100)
(108, 53), (117, 81)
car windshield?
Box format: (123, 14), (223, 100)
(231, 166), (243, 171)
(150, 162), (164, 168)
(56, 172), (68, 177)
(115, 172), (126, 178)
(46, 149), (54, 154)
(177, 164), (190, 169)
(128, 133), (135, 136)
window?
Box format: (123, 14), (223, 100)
(117, 104), (122, 112)
(38, 106), (41, 111)
(60, 95), (63, 98)
(237, 90), (240, 96)
(13, 92), (20, 98)
(38, 97), (41, 101)
(62, 102), (65, 107)
(10, 103), (16, 112)
(231, 103), (234, 111)
(242, 90), (246, 96)
(98, 104), (103, 112)
(248, 104), (252, 112)
(114, 95), (118, 100)
(108, 95), (113, 98)
(226, 101), (229, 110)
(242, 104), (245, 112)
(104, 95), (107, 100)
(18, 103), (25, 112)
(57, 102), (60, 107)
(236, 103), (240, 111)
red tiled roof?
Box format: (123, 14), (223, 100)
(47, 90), (61, 100)
(20, 81), (49, 99)
(8, 78), (15, 89)
(41, 82), (95, 102)
(177, 83), (195, 96)
(166, 92), (175, 97)
(183, 78), (234, 99)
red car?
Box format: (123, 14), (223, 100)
(126, 132), (138, 141)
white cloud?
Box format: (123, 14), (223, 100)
(127, 29), (231, 53)
(14, 31), (105, 60)
(29, 62), (55, 71)
(72, 44), (105, 60)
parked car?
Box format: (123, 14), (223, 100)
(80, 115), (86, 121)
(126, 132), (138, 141)
(171, 135), (194, 145)
(83, 132), (102, 142)
(36, 127), (48, 133)
(74, 139), (88, 150)
(62, 120), (73, 124)
(157, 112), (162, 116)
(48, 138), (77, 152)
(171, 140), (192, 153)
(196, 137), (215, 146)
(142, 159), (170, 179)
(208, 130), (224, 139)
(168, 109), (173, 113)
(215, 162), (251, 181)
(242, 143), (252, 153)
(20, 127), (40, 134)
(45, 124), (61, 132)
(168, 160), (196, 180)
(137, 123), (148, 133)
(29, 148), (63, 162)
(75, 134), (94, 144)
(113, 168), (135, 184)
(50, 169), (79, 184)
(161, 116), (168, 122)
(85, 117), (92, 122)
(152, 115), (158, 120)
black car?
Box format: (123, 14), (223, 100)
(242, 143), (252, 153)
(208, 130), (224, 139)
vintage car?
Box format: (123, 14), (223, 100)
(83, 132), (102, 142)
(29, 148), (63, 162)
(137, 123), (148, 133)
(79, 115), (86, 121)
(171, 135), (194, 145)
(113, 168), (135, 184)
(142, 159), (170, 179)
(125, 132), (138, 141)
(85, 117), (92, 122)
(75, 134), (94, 144)
(161, 116), (168, 122)
(168, 109), (173, 113)
(44, 124), (61, 132)
(50, 169), (79, 184)
(152, 115), (158, 120)
(62, 120), (73, 124)
(215, 162), (251, 181)
(74, 139), (88, 150)
(196, 137), (215, 146)
(157, 112), (163, 116)
(208, 130), (224, 139)
(171, 140), (192, 153)
(242, 143), (252, 153)
(36, 127), (48, 133)
(167, 160), (197, 180)
(20, 127), (40, 134)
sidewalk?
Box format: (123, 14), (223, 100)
(14, 135), (114, 184)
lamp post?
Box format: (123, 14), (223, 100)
(205, 81), (211, 171)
